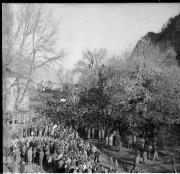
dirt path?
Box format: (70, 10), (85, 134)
(89, 138), (180, 173)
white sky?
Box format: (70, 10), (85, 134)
(46, 3), (180, 70)
(12, 3), (180, 82)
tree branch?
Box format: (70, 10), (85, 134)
(33, 52), (64, 70)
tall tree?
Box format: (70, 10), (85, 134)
(3, 4), (65, 111)
(73, 48), (107, 90)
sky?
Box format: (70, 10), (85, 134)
(12, 3), (180, 82)
(46, 3), (180, 70)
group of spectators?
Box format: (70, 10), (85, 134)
(3, 120), (118, 173)
(72, 120), (159, 172)
(3, 116), (160, 173)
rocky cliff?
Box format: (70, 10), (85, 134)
(131, 13), (180, 66)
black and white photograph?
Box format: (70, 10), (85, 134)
(2, 3), (180, 173)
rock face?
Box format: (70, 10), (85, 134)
(130, 36), (152, 59)
(130, 13), (180, 66)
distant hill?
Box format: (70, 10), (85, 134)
(131, 13), (180, 66)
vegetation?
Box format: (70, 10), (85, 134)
(145, 13), (180, 65)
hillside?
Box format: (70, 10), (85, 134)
(131, 13), (180, 66)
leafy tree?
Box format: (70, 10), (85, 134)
(105, 45), (180, 136)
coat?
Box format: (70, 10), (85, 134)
(27, 148), (32, 163)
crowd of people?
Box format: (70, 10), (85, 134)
(3, 116), (160, 173)
(3, 120), (120, 173)
(73, 119), (159, 172)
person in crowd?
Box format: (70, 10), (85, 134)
(143, 150), (148, 164)
(39, 148), (44, 169)
(133, 134), (137, 148)
(34, 125), (38, 137)
(127, 135), (133, 149)
(94, 149), (101, 163)
(134, 150), (140, 169)
(92, 127), (95, 139)
(32, 147), (37, 164)
(5, 119), (118, 173)
(115, 158), (119, 172)
(21, 143), (26, 162)
(44, 124), (48, 137)
(88, 127), (91, 140)
(106, 127), (110, 138)
(23, 125), (26, 138)
(15, 147), (21, 165)
(39, 124), (42, 137)
(27, 146), (33, 165)
(85, 125), (88, 138)
(99, 126), (102, 140)
(116, 132), (122, 152)
(140, 137), (145, 150)
(101, 126), (105, 140)
(147, 142), (153, 159)
(109, 156), (114, 170)
(19, 161), (25, 173)
(152, 144), (158, 161)
(27, 125), (30, 137)
(109, 134), (113, 147)
(105, 135), (109, 147)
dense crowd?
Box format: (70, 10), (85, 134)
(74, 119), (159, 172)
(3, 117), (160, 173)
(3, 120), (117, 173)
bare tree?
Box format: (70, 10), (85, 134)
(3, 4), (65, 111)
(57, 67), (74, 85)
(73, 48), (107, 89)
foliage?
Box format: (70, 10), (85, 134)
(78, 71), (110, 120)
(75, 44), (180, 137)
(146, 13), (180, 65)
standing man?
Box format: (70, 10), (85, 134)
(101, 127), (105, 140)
(92, 127), (95, 139)
(44, 124), (48, 137)
(143, 151), (148, 164)
(98, 126), (101, 140)
(27, 147), (33, 165)
(94, 149), (100, 164)
(88, 127), (91, 140)
(109, 134), (113, 147)
(133, 134), (137, 148)
(127, 135), (133, 149)
(23, 125), (26, 138)
(133, 150), (140, 170)
(32, 147), (37, 163)
(27, 124), (30, 137)
(34, 125), (37, 137)
(105, 135), (109, 147)
(117, 133), (122, 152)
(85, 124), (88, 137)
(109, 156), (114, 171)
(147, 142), (153, 159)
(152, 145), (158, 161)
(39, 148), (44, 169)
(115, 159), (119, 172)
(119, 140), (122, 153)
(39, 124), (42, 137)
